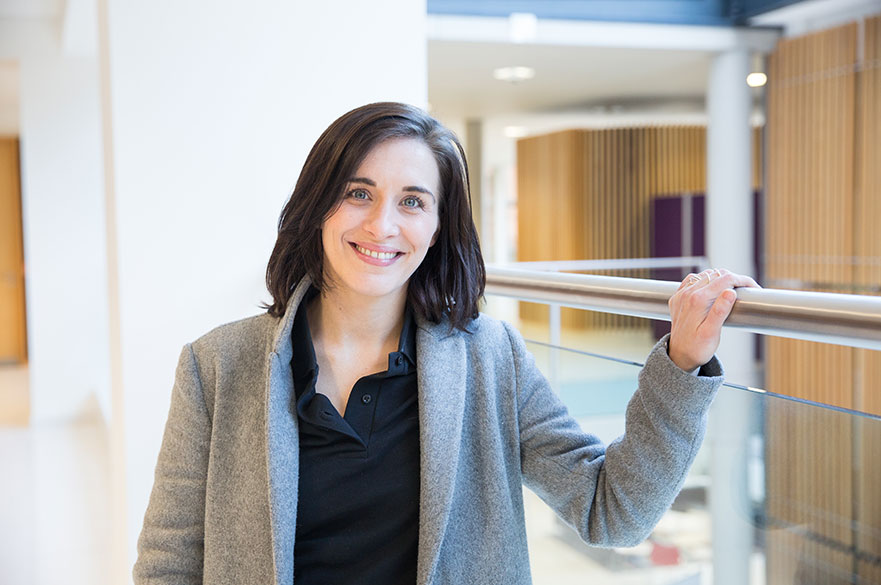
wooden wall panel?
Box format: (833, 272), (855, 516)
(765, 16), (881, 585)
(857, 348), (881, 582)
(517, 131), (586, 325)
(858, 416), (881, 582)
(767, 23), (856, 288)
(765, 16), (881, 414)
(0, 137), (27, 364)
(516, 126), (717, 330)
(766, 399), (859, 585)
(857, 16), (881, 291)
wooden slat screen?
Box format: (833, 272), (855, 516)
(765, 15), (881, 585)
(516, 125), (761, 329)
(0, 137), (27, 364)
(857, 16), (881, 293)
(517, 125), (762, 329)
(856, 37), (880, 563)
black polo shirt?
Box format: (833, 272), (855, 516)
(291, 289), (420, 585)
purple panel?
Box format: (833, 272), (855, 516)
(650, 193), (707, 339)
(693, 195), (705, 256)
(651, 197), (683, 258)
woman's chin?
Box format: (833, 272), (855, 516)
(326, 275), (410, 303)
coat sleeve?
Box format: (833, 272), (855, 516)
(505, 322), (723, 547)
(133, 343), (211, 583)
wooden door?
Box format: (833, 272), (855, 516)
(0, 137), (27, 364)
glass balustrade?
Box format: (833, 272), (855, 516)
(483, 297), (881, 585)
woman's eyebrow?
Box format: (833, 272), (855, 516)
(403, 185), (436, 202)
(349, 177), (436, 203)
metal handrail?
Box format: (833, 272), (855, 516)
(485, 266), (881, 351)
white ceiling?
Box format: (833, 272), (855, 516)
(428, 41), (715, 119)
(425, 1), (880, 121)
(424, 14), (783, 121)
(1, 0), (875, 131)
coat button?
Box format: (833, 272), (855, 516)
(361, 394), (372, 405)
(395, 356), (404, 367)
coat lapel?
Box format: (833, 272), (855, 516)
(265, 279), (311, 585)
(414, 320), (468, 585)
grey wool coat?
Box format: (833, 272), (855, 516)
(133, 278), (724, 585)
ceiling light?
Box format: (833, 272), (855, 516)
(504, 126), (529, 138)
(493, 66), (535, 83)
(747, 72), (767, 87)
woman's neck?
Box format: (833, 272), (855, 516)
(308, 285), (407, 352)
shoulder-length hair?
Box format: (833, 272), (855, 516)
(265, 102), (485, 330)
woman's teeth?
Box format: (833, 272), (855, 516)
(355, 244), (397, 260)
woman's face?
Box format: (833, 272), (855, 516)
(321, 138), (441, 303)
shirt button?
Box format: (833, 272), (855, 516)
(361, 394), (372, 405)
(395, 356), (403, 366)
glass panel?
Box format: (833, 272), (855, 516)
(521, 340), (715, 584)
(484, 303), (881, 585)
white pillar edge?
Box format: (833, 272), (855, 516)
(96, 0), (129, 582)
(706, 48), (756, 585)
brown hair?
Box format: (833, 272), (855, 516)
(265, 102), (485, 330)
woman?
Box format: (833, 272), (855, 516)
(133, 102), (757, 585)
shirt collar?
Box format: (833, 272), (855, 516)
(290, 287), (418, 394)
(398, 305), (417, 368)
(291, 286), (320, 395)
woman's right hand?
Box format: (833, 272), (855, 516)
(667, 268), (760, 372)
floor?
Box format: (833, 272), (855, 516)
(0, 325), (727, 584)
(0, 364), (29, 426)
(0, 413), (112, 584)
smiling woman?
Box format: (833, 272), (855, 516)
(133, 102), (757, 585)
(320, 138), (441, 304)
(265, 102), (485, 331)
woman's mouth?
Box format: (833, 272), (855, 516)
(351, 243), (401, 262)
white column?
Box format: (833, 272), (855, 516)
(706, 49), (757, 585)
(18, 49), (111, 424)
(97, 1), (428, 582)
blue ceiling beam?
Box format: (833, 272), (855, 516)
(427, 0), (809, 26)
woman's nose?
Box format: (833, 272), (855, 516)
(363, 202), (400, 238)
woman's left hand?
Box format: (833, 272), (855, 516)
(667, 268), (760, 372)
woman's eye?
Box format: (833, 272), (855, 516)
(347, 188), (369, 200)
(402, 196), (424, 209)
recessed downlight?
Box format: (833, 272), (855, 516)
(493, 66), (535, 83)
(747, 72), (767, 87)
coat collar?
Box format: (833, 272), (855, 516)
(265, 278), (310, 585)
(264, 279), (468, 585)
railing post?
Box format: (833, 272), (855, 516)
(707, 47), (757, 585)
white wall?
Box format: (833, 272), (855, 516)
(9, 23), (111, 424)
(99, 1), (427, 580)
(0, 62), (18, 134)
(20, 52), (109, 423)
